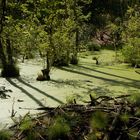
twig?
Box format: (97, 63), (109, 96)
(128, 120), (140, 130)
(11, 98), (17, 117)
(109, 105), (123, 131)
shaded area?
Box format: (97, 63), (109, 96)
(87, 86), (115, 96)
(0, 86), (11, 99)
(50, 79), (82, 88)
(6, 78), (45, 107)
(77, 65), (139, 82)
(16, 77), (64, 104)
(80, 61), (132, 72)
(59, 67), (140, 89)
(51, 79), (96, 93)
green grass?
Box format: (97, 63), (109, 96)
(63, 49), (140, 100)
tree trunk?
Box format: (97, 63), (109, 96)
(0, 38), (19, 77)
(6, 38), (14, 65)
(42, 51), (50, 80)
(0, 0), (6, 34)
(70, 0), (79, 65)
(0, 39), (7, 67)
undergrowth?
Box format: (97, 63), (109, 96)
(1, 93), (140, 140)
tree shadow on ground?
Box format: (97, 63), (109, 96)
(50, 79), (82, 88)
(16, 77), (64, 104)
(6, 78), (45, 107)
(80, 61), (132, 72)
(87, 86), (114, 96)
(77, 65), (139, 82)
(0, 86), (11, 99)
(59, 67), (140, 89)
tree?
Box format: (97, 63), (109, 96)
(0, 0), (20, 77)
(67, 0), (91, 64)
(122, 6), (140, 67)
(0, 0), (43, 77)
(36, 0), (69, 80)
(109, 18), (122, 61)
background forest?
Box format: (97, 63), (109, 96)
(0, 0), (140, 79)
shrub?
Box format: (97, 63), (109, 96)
(48, 116), (70, 140)
(0, 130), (13, 140)
(19, 115), (39, 140)
(128, 93), (140, 106)
(53, 55), (69, 67)
(87, 42), (101, 51)
(90, 111), (109, 130)
(121, 7), (140, 67)
(122, 45), (140, 67)
(70, 55), (78, 65)
(19, 116), (34, 131)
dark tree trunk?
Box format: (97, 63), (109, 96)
(37, 52), (50, 81)
(1, 38), (20, 77)
(71, 0), (79, 65)
(0, 39), (7, 67)
(0, 0), (6, 34)
(6, 38), (14, 65)
(45, 51), (50, 80)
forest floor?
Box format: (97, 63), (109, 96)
(0, 50), (140, 129)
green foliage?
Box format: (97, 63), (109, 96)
(122, 44), (139, 65)
(19, 115), (38, 140)
(120, 113), (130, 124)
(122, 6), (140, 67)
(0, 130), (13, 140)
(66, 94), (78, 104)
(90, 111), (108, 129)
(87, 41), (101, 51)
(48, 116), (70, 140)
(129, 93), (140, 106)
(20, 116), (34, 131)
(53, 55), (69, 66)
